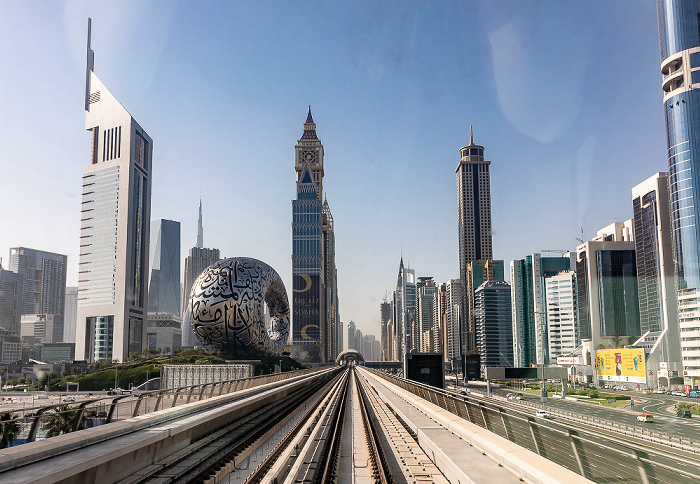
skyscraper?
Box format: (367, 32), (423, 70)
(656, 1), (700, 387)
(576, 222), (640, 378)
(631, 173), (681, 382)
(148, 220), (181, 315)
(475, 280), (513, 373)
(292, 108), (325, 362)
(415, 277), (436, 352)
(380, 298), (391, 361)
(445, 279), (462, 366)
(63, 287), (78, 344)
(75, 19), (152, 362)
(393, 258), (416, 359)
(510, 253), (573, 367)
(9, 247), (67, 342)
(456, 126), (493, 355)
(322, 198), (340, 361)
(181, 201), (220, 348)
(545, 271), (577, 362)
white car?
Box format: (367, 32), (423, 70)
(535, 410), (549, 419)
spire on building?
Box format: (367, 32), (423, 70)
(302, 106), (318, 140)
(85, 18), (95, 112)
(469, 125), (473, 145)
(196, 198), (203, 248)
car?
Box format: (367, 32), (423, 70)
(677, 410), (692, 418)
(63, 396), (75, 402)
(36, 395), (48, 399)
(637, 413), (654, 422)
(535, 410), (549, 419)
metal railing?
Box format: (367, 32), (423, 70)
(1, 367), (323, 445)
(365, 368), (700, 484)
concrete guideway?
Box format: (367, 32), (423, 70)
(0, 368), (340, 483)
(357, 367), (590, 484)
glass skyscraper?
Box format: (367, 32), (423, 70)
(657, 0), (700, 386)
(148, 219), (181, 315)
(75, 19), (152, 362)
(292, 109), (324, 363)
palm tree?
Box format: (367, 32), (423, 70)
(0, 413), (20, 448)
(43, 405), (84, 438)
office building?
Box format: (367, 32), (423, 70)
(0, 263), (22, 334)
(147, 312), (182, 353)
(9, 247), (67, 341)
(545, 271), (577, 361)
(0, 334), (21, 364)
(75, 20), (152, 362)
(63, 287), (78, 344)
(631, 173), (682, 385)
(456, 127), (493, 354)
(657, 0), (700, 388)
(181, 200), (220, 348)
(292, 108), (324, 363)
(510, 253), (573, 367)
(322, 199), (340, 361)
(466, 259), (504, 358)
(40, 343), (75, 363)
(475, 280), (513, 373)
(415, 277), (436, 352)
(380, 299), (391, 361)
(393, 258), (416, 358)
(148, 219), (181, 315)
(445, 279), (462, 366)
(21, 314), (61, 344)
(576, 222), (640, 378)
(435, 282), (447, 357)
(347, 320), (357, 351)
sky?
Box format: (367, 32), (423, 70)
(0, 1), (666, 341)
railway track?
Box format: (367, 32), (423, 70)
(147, 366), (446, 483)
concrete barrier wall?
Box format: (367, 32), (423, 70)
(362, 369), (591, 484)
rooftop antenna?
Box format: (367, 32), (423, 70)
(84, 18), (95, 112)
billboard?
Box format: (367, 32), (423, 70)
(595, 348), (646, 383)
(293, 274), (321, 343)
(405, 353), (445, 389)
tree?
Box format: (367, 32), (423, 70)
(0, 413), (20, 448)
(163, 346), (171, 355)
(43, 405), (84, 438)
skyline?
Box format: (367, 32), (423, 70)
(0, 1), (666, 338)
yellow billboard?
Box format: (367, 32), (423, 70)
(595, 348), (646, 384)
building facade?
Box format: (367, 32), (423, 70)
(292, 109), (325, 362)
(576, 222), (641, 379)
(445, 279), (462, 366)
(475, 280), (513, 373)
(148, 219), (181, 316)
(0, 263), (22, 335)
(9, 247), (67, 342)
(75, 20), (152, 362)
(657, 0), (700, 388)
(456, 127), (493, 355)
(63, 287), (78, 344)
(631, 172), (682, 383)
(380, 299), (392, 361)
(322, 199), (340, 362)
(545, 271), (577, 361)
(415, 277), (436, 353)
(510, 253), (573, 367)
(393, 258), (416, 359)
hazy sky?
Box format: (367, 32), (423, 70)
(0, 1), (665, 340)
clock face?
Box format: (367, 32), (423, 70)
(302, 151), (316, 163)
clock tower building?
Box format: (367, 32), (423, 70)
(292, 107), (325, 363)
